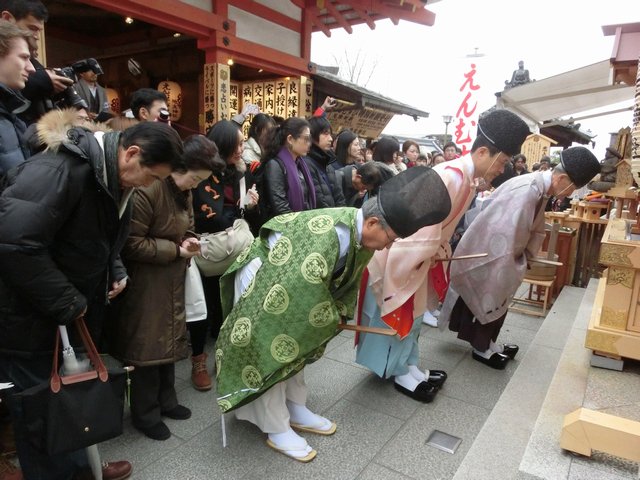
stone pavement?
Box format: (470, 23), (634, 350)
(98, 282), (640, 479)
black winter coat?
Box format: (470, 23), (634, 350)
(0, 124), (130, 357)
(304, 144), (346, 208)
(192, 163), (260, 235)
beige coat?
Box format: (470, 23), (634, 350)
(110, 178), (192, 366)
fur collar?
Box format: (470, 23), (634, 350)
(36, 109), (110, 153)
(233, 151), (246, 173)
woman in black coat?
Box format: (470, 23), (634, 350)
(190, 120), (259, 390)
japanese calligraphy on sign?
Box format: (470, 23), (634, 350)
(217, 64), (230, 121)
(229, 82), (239, 119)
(327, 107), (393, 139)
(263, 81), (275, 116)
(286, 78), (300, 118)
(203, 63), (217, 133)
(300, 76), (313, 117)
(453, 63), (481, 156)
(521, 134), (555, 170)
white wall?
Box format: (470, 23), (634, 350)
(229, 5), (300, 58)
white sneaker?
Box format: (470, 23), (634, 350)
(422, 311), (438, 327)
(432, 308), (441, 317)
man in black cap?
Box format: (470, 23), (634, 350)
(355, 108), (531, 401)
(73, 58), (110, 121)
(439, 146), (600, 369)
(214, 168), (450, 462)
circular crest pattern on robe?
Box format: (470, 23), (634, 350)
(215, 208), (373, 412)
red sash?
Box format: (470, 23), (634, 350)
(428, 261), (449, 303)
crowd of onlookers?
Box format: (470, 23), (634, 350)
(0, 1), (581, 479)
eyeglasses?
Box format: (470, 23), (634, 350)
(297, 135), (312, 143)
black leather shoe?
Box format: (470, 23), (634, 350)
(394, 381), (438, 403)
(472, 351), (509, 370)
(136, 421), (171, 441)
(427, 370), (448, 388)
(161, 404), (192, 420)
(501, 344), (519, 359)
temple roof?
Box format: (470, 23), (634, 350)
(312, 69), (429, 119)
(305, 0), (437, 36)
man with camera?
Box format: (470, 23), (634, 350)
(0, 0), (80, 125)
(73, 58), (110, 121)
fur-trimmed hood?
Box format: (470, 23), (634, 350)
(34, 109), (110, 153)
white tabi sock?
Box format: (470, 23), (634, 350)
(489, 341), (504, 353)
(473, 348), (494, 359)
(268, 428), (313, 458)
(422, 310), (438, 327)
(286, 401), (332, 431)
(408, 365), (427, 382)
(394, 372), (420, 392)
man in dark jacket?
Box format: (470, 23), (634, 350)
(0, 117), (184, 480)
(0, 19), (34, 174)
(304, 116), (346, 208)
(1, 0), (76, 124)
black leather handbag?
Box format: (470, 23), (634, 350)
(15, 318), (127, 455)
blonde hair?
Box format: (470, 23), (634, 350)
(0, 20), (31, 57)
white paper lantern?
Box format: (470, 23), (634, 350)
(157, 80), (182, 121)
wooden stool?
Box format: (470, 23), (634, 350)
(509, 277), (555, 317)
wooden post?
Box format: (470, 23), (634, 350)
(561, 408), (640, 462)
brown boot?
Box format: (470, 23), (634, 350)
(191, 353), (212, 391)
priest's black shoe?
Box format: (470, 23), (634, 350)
(501, 344), (519, 359)
(161, 404), (192, 420)
(394, 381), (437, 403)
(427, 370), (448, 388)
(136, 421), (171, 441)
(472, 351), (509, 370)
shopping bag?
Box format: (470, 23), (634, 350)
(185, 262), (207, 322)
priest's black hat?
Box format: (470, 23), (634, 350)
(559, 147), (601, 188)
(378, 167), (451, 238)
(477, 109), (530, 156)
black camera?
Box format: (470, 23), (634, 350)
(50, 58), (103, 110)
(157, 108), (170, 123)
(51, 66), (87, 110)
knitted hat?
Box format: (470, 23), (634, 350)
(378, 167), (451, 237)
(559, 147), (601, 188)
(477, 110), (530, 156)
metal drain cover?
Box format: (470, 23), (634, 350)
(425, 430), (462, 454)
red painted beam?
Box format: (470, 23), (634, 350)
(205, 31), (312, 76)
(324, 1), (353, 34)
(349, 4), (376, 30)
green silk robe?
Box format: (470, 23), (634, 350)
(215, 208), (373, 413)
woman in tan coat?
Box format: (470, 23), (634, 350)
(111, 135), (223, 440)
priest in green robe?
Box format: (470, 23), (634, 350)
(215, 167), (451, 462)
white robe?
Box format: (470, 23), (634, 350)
(440, 172), (548, 326)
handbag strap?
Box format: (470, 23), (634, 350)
(239, 176), (246, 206)
(50, 318), (109, 393)
(239, 176), (246, 217)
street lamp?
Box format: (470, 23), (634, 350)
(442, 115), (453, 145)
